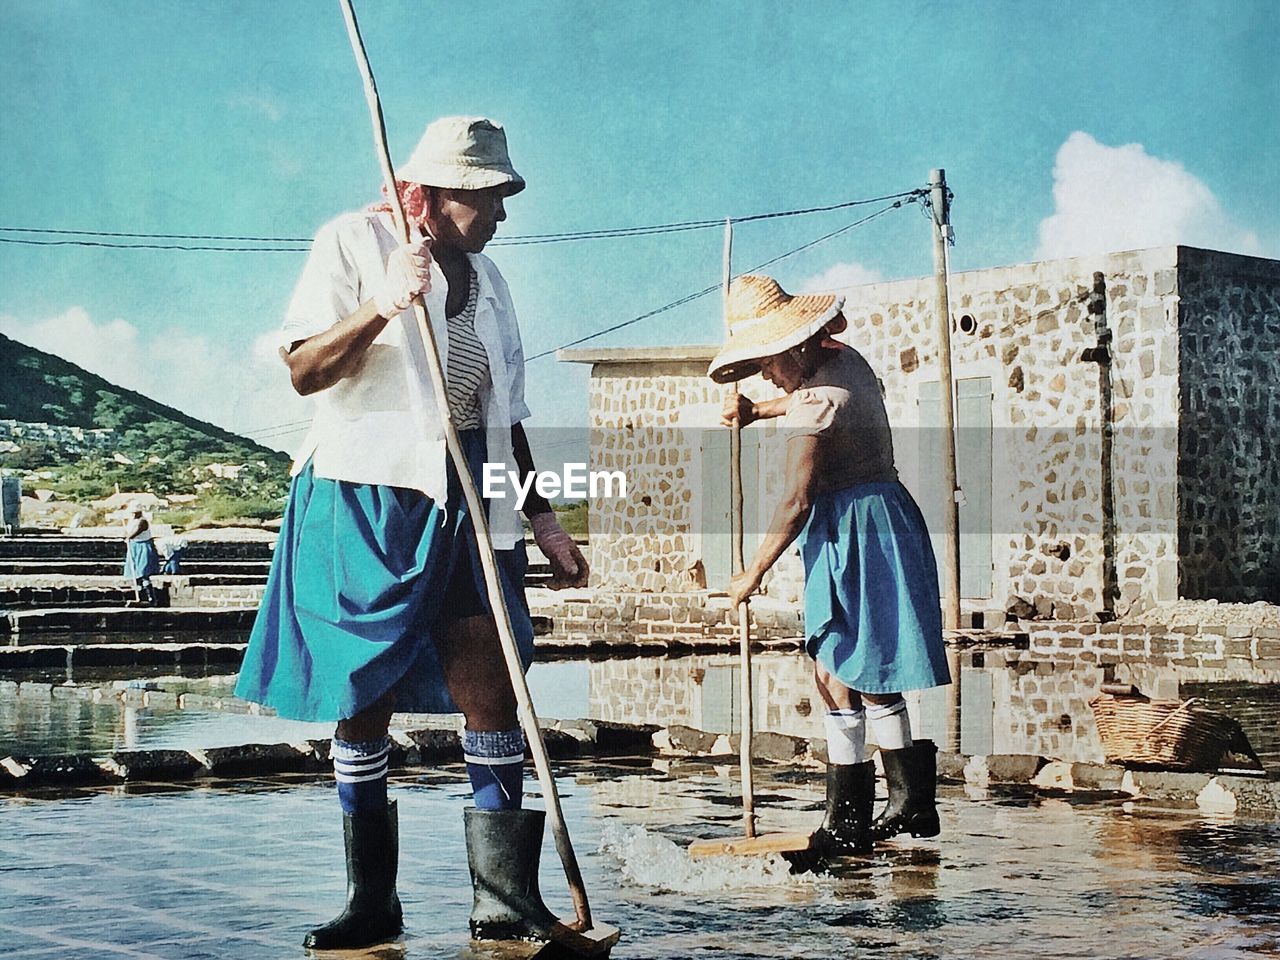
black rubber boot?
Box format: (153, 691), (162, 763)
(465, 807), (560, 943)
(303, 800), (403, 951)
(869, 739), (940, 842)
(785, 760), (875, 873)
(813, 760), (876, 855)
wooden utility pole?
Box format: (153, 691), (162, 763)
(930, 169), (962, 631)
(724, 219), (756, 839)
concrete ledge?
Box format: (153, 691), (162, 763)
(5, 719), (1276, 812)
(0, 642), (247, 670)
(648, 724), (1280, 812)
(0, 720), (662, 792)
(3, 607), (259, 636)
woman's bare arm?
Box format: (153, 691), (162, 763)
(728, 434), (821, 604)
(721, 393), (790, 428)
(280, 300), (391, 396)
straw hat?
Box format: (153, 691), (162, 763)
(707, 275), (845, 383)
(398, 116), (525, 195)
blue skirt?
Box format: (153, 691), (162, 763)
(800, 481), (950, 695)
(234, 431), (534, 721)
(123, 540), (160, 581)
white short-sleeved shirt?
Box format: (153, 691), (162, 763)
(280, 209), (532, 548)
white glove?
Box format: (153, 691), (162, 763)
(374, 236), (432, 318)
(531, 512), (588, 587)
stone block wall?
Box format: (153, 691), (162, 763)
(532, 591), (803, 648)
(825, 248), (1181, 618)
(1024, 619), (1280, 673)
(1175, 249), (1280, 602)
(571, 245), (1277, 616)
(586, 361), (714, 593)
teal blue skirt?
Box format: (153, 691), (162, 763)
(801, 481), (950, 695)
(123, 539), (159, 581)
(234, 431), (534, 721)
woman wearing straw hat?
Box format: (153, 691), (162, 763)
(121, 501), (160, 606)
(234, 116), (588, 951)
(714, 274), (950, 861)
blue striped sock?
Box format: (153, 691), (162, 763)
(332, 736), (390, 815)
(463, 728), (525, 810)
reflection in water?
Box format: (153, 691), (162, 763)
(2, 651), (1277, 773)
(587, 651), (1280, 770)
(0, 677), (332, 756)
(6, 763), (1279, 959)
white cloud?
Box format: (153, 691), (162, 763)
(1036, 131), (1262, 260)
(796, 261), (884, 293)
(0, 307), (309, 452)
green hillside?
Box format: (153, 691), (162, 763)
(0, 332), (290, 510)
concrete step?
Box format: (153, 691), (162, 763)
(0, 536), (275, 561)
(0, 586), (138, 609)
(2, 606), (259, 637)
(2, 572), (555, 611)
(0, 560), (272, 577)
(0, 641), (248, 670)
(1, 606), (554, 641)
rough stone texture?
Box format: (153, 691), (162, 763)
(565, 246), (1280, 619)
(100, 749), (206, 781)
(532, 590), (803, 650)
(1176, 250), (1280, 602)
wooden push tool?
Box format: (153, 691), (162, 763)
(337, 2), (618, 954)
(686, 221), (817, 862)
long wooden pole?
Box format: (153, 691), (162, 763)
(337, 0), (593, 930)
(929, 169), (962, 631)
(724, 219), (756, 839)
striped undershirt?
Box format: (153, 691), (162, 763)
(446, 267), (488, 429)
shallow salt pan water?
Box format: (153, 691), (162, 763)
(2, 760), (1278, 959)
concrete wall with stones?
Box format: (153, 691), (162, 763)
(832, 247), (1180, 619)
(585, 361), (714, 593)
(534, 591), (803, 648)
(1175, 249), (1280, 602)
(583, 641), (1279, 767)
(575, 246), (1277, 616)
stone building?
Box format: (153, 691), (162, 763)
(561, 246), (1280, 623)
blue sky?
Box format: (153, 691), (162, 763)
(1, 0), (1276, 459)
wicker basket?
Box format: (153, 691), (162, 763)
(1089, 685), (1262, 772)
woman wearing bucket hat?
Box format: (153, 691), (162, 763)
(713, 274), (951, 863)
(234, 116), (587, 951)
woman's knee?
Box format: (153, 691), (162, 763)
(336, 689), (396, 742)
(861, 691), (905, 707)
(814, 665), (861, 711)
(440, 615), (519, 730)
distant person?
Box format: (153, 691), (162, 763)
(158, 536), (187, 574)
(122, 502), (160, 606)
(715, 275), (951, 866)
(234, 116), (587, 951)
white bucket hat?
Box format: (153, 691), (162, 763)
(708, 275), (846, 383)
(398, 116), (525, 195)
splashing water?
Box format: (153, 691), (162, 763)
(599, 824), (812, 893)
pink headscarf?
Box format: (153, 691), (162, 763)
(368, 180), (433, 235)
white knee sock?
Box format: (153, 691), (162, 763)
(823, 709), (867, 765)
(866, 700), (913, 751)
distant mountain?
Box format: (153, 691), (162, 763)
(0, 331), (289, 466)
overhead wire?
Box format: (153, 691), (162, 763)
(4, 186), (927, 437)
(0, 236), (311, 252)
(526, 193), (924, 362)
(0, 190), (924, 252)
